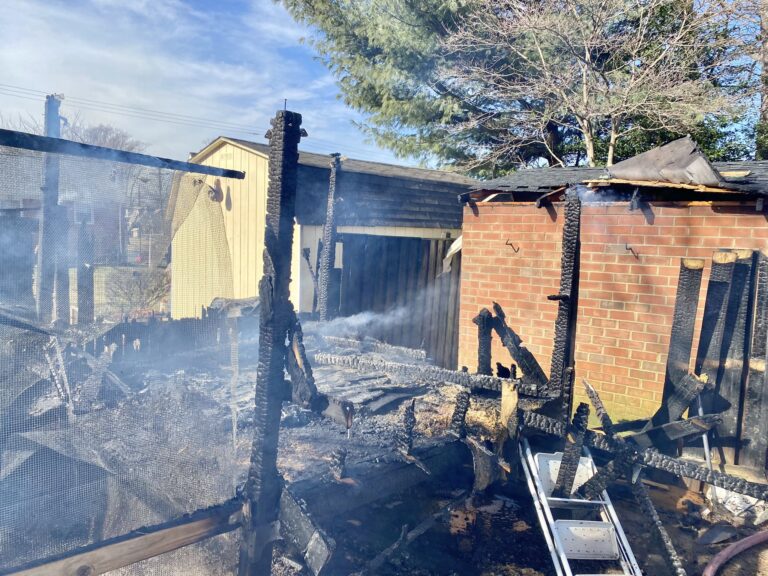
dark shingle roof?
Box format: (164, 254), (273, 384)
(216, 137), (472, 229)
(227, 138), (475, 186)
(473, 161), (768, 196)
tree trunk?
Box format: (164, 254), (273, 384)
(584, 130), (596, 167)
(607, 122), (619, 166)
(757, 1), (768, 160)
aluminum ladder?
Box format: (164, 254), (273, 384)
(519, 438), (643, 576)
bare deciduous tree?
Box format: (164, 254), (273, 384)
(441, 0), (753, 167)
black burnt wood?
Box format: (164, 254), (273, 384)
(648, 373), (708, 432)
(548, 190), (581, 412)
(631, 478), (688, 576)
(685, 252), (736, 459)
(318, 154), (340, 321)
(740, 251), (768, 469)
(713, 251), (756, 464)
(449, 390), (471, 438)
(239, 110), (304, 576)
(552, 402), (590, 497)
(0, 128), (245, 178)
(473, 308), (494, 375)
(492, 302), (548, 390)
(655, 259), (704, 429)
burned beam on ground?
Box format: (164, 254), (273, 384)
(311, 352), (529, 394)
(578, 456), (633, 501)
(547, 189), (581, 412)
(655, 259), (704, 430)
(279, 488), (335, 576)
(317, 153), (341, 321)
(329, 448), (347, 481)
(491, 302), (548, 389)
(740, 250), (768, 469)
(631, 478), (688, 576)
(239, 110), (305, 576)
(473, 308), (494, 375)
(552, 402), (589, 498)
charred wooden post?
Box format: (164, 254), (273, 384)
(491, 302), (548, 389)
(473, 308), (494, 375)
(397, 399), (417, 455)
(318, 153), (341, 321)
(552, 402), (590, 497)
(547, 189), (581, 414)
(740, 250), (768, 469)
(286, 309), (320, 408)
(449, 390), (471, 438)
(329, 447), (347, 481)
(631, 414), (722, 449)
(301, 247), (319, 314)
(656, 259), (704, 424)
(631, 478), (687, 576)
(239, 110), (305, 576)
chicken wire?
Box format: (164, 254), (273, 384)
(0, 143), (251, 573)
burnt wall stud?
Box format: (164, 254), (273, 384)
(238, 110), (305, 576)
(329, 447), (348, 481)
(473, 308), (493, 375)
(317, 153), (341, 321)
(547, 189), (581, 414)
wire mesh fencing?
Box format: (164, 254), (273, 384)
(0, 140), (253, 574)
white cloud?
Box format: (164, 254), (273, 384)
(0, 0), (407, 165)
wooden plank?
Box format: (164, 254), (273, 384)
(6, 499), (241, 576)
(740, 250), (768, 469)
(686, 251), (737, 459)
(715, 250), (756, 464)
(403, 238), (422, 349)
(394, 238), (411, 346)
(656, 259), (705, 426)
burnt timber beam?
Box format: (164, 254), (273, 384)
(473, 308), (494, 375)
(646, 373), (709, 431)
(631, 478), (688, 576)
(685, 251), (737, 460)
(654, 259), (705, 430)
(239, 110), (305, 576)
(279, 489), (335, 576)
(286, 310), (320, 408)
(547, 189), (581, 412)
(740, 250), (768, 468)
(319, 335), (426, 361)
(491, 302), (548, 389)
(3, 498), (241, 576)
(552, 402), (590, 497)
(714, 250), (756, 463)
(317, 153), (340, 321)
(397, 399), (417, 455)
(0, 128), (245, 179)
(310, 352), (529, 394)
(522, 397), (768, 501)
(629, 414), (723, 450)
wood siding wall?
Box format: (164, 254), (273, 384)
(340, 233), (461, 368)
(171, 144), (268, 319)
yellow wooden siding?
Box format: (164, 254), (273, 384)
(170, 142), (268, 318)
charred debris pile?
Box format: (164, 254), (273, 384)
(2, 126), (768, 576)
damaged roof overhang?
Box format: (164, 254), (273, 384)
(459, 136), (766, 204)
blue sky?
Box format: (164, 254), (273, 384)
(0, 0), (407, 164)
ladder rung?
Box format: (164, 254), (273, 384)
(547, 496), (608, 508)
(554, 520), (620, 560)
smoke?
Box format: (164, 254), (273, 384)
(572, 183), (627, 203)
(312, 282), (444, 341)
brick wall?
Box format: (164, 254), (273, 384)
(458, 200), (768, 421)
